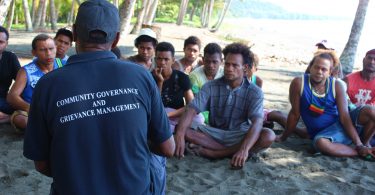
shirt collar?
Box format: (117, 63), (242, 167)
(66, 51), (116, 65)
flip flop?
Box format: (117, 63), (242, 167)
(360, 154), (375, 162)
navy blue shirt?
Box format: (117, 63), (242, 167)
(24, 51), (171, 194)
(0, 51), (20, 98)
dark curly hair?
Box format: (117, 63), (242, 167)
(223, 43), (254, 68)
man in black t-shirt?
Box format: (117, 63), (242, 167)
(153, 42), (204, 133)
(0, 26), (21, 123)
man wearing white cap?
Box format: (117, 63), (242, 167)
(127, 28), (158, 70)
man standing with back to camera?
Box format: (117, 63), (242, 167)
(23, 0), (175, 194)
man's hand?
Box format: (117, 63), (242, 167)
(231, 149), (249, 168)
(356, 145), (375, 157)
(152, 67), (164, 83)
(174, 132), (185, 159)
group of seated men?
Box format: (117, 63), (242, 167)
(125, 28), (375, 163)
(1, 25), (375, 168)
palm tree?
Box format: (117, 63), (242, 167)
(340, 0), (370, 75)
(0, 0), (13, 25)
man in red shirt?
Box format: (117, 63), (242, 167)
(344, 49), (375, 146)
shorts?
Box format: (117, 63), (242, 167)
(313, 106), (364, 150)
(263, 109), (273, 122)
(0, 97), (14, 114)
(194, 125), (248, 147)
(150, 153), (166, 195)
(165, 107), (204, 133)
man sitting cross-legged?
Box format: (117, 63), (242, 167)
(174, 43), (275, 168)
(7, 34), (65, 131)
(277, 53), (375, 158)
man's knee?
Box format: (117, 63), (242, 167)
(358, 106), (375, 124)
(260, 128), (276, 143)
(314, 137), (331, 152)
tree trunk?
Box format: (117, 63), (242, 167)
(40, 0), (48, 28)
(200, 2), (208, 27)
(49, 0), (57, 30)
(31, 0), (37, 24)
(119, 0), (137, 35)
(131, 0), (147, 34)
(34, 0), (45, 28)
(22, 0), (33, 31)
(113, 0), (119, 8)
(189, 1), (198, 21)
(0, 0), (13, 25)
(340, 0), (369, 75)
(143, 0), (157, 25)
(6, 0), (15, 31)
(203, 0), (214, 28)
(67, 0), (75, 25)
(176, 0), (189, 25)
(211, 0), (232, 32)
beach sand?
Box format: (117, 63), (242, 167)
(1, 22), (374, 194)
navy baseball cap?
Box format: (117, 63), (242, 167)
(74, 0), (120, 43)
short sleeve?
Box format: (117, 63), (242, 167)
(189, 73), (200, 94)
(10, 52), (21, 80)
(179, 72), (191, 91)
(23, 81), (51, 161)
(189, 82), (210, 113)
(247, 87), (264, 120)
(147, 73), (173, 144)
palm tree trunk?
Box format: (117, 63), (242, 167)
(340, 0), (369, 75)
(131, 0), (148, 34)
(143, 0), (157, 25)
(40, 0), (48, 28)
(22, 0), (33, 31)
(203, 0), (214, 28)
(6, 0), (15, 31)
(49, 0), (57, 31)
(0, 0), (13, 25)
(211, 0), (232, 32)
(176, 0), (189, 25)
(119, 0), (137, 35)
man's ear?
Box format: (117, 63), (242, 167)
(243, 64), (249, 70)
(31, 49), (35, 57)
(111, 32), (120, 49)
(72, 24), (77, 42)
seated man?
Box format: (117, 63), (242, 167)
(127, 28), (158, 70)
(54, 28), (73, 61)
(344, 49), (375, 146)
(152, 42), (204, 132)
(7, 34), (66, 131)
(174, 43), (275, 168)
(189, 42), (224, 123)
(277, 53), (375, 158)
(0, 26), (21, 123)
(172, 36), (203, 74)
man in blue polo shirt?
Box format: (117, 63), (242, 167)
(23, 0), (175, 194)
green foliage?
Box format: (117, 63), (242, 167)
(156, 4), (179, 19)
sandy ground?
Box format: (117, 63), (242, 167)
(1, 22), (374, 194)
